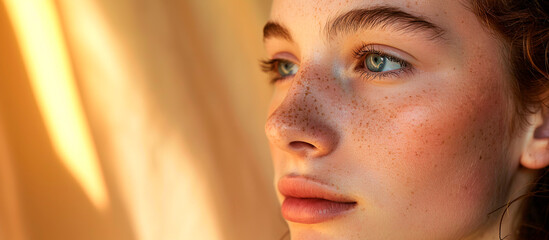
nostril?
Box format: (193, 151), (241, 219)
(289, 141), (316, 150)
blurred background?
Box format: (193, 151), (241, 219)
(0, 0), (287, 239)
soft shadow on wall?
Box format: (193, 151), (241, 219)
(0, 0), (286, 239)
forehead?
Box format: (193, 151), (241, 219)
(269, 0), (474, 46)
(271, 0), (458, 19)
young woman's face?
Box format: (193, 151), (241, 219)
(263, 0), (528, 239)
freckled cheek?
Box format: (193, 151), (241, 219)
(383, 88), (508, 206)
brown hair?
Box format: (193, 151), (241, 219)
(469, 0), (549, 238)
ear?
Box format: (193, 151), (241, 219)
(521, 110), (549, 169)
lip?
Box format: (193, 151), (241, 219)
(278, 175), (357, 224)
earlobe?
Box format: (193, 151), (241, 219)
(521, 111), (549, 169)
(521, 140), (549, 169)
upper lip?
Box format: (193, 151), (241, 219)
(278, 175), (356, 203)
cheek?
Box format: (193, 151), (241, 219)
(393, 86), (507, 199)
(347, 69), (512, 235)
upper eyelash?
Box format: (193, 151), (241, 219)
(260, 59), (277, 73)
(260, 58), (288, 83)
(352, 44), (408, 67)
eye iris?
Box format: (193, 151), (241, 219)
(365, 53), (386, 72)
(278, 61), (297, 76)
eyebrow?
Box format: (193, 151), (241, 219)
(263, 6), (446, 42)
(325, 6), (446, 40)
(263, 22), (293, 41)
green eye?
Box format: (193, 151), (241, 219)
(278, 60), (299, 77)
(365, 53), (403, 72)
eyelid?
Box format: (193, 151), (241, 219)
(271, 51), (300, 63)
(353, 44), (417, 64)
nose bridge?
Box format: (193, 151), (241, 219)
(265, 64), (339, 158)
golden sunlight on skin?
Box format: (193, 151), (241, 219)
(3, 0), (109, 210)
(265, 0), (532, 239)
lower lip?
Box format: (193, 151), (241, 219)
(281, 197), (356, 224)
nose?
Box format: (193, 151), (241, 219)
(265, 75), (339, 158)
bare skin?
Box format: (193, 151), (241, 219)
(263, 0), (549, 239)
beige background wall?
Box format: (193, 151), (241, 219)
(0, 0), (286, 239)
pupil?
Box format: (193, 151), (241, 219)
(279, 62), (293, 75)
(283, 63), (290, 72)
(366, 54), (386, 72)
